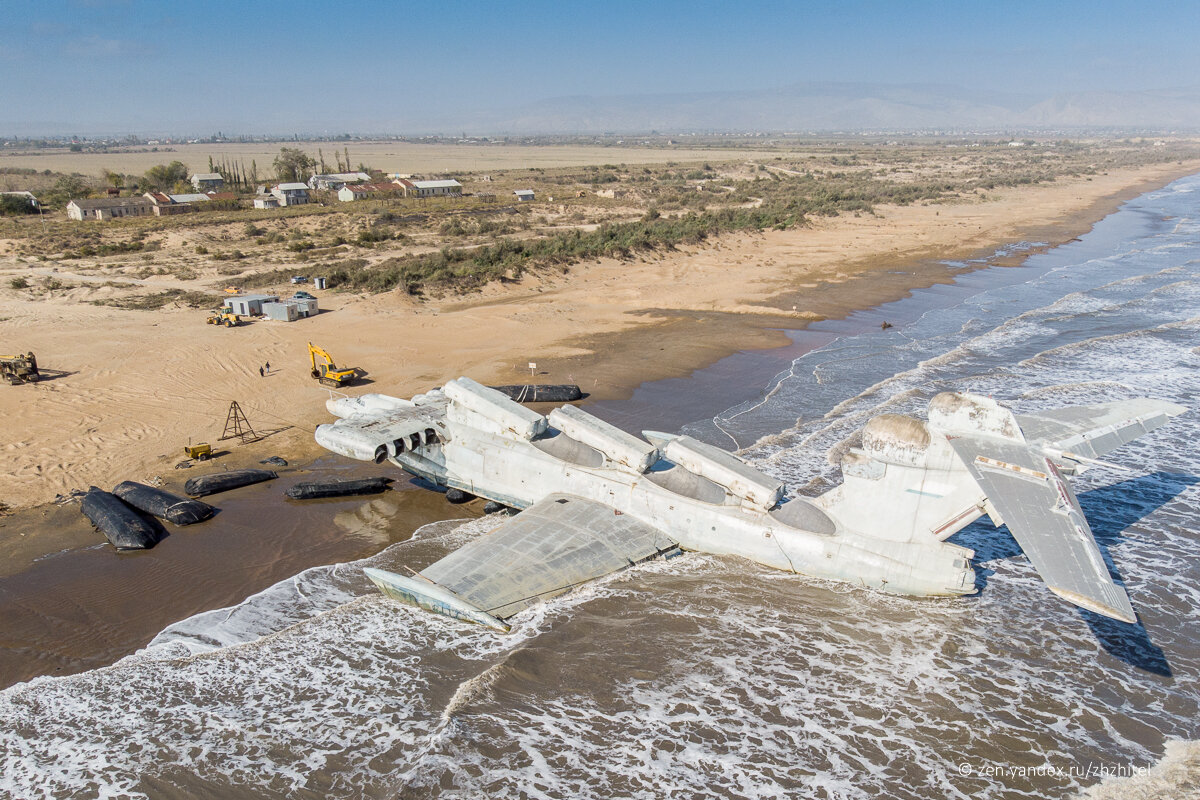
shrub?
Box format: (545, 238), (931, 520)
(92, 289), (220, 310)
(0, 195), (37, 216)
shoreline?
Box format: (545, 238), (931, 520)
(489, 161), (1200, 425)
(0, 164), (1195, 687)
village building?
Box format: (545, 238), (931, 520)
(336, 182), (403, 202)
(309, 172), (371, 191)
(67, 197), (154, 221)
(253, 195), (280, 210)
(142, 192), (195, 216)
(168, 193), (211, 204)
(204, 191), (240, 209)
(190, 173), (224, 191)
(270, 183), (309, 206)
(403, 179), (462, 198)
(514, 189), (535, 202)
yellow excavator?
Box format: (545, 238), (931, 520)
(308, 342), (357, 388)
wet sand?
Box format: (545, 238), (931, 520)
(0, 463), (479, 686)
(0, 164), (1196, 689)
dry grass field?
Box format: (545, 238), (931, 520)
(0, 140), (791, 176)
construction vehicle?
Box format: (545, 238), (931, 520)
(183, 442), (212, 460)
(206, 308), (241, 327)
(1, 352), (39, 385)
(308, 341), (357, 388)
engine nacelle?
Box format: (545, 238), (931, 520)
(445, 377), (547, 441)
(663, 435), (784, 511)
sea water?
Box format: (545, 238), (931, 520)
(4, 177), (1200, 799)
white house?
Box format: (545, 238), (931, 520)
(410, 179), (462, 198)
(337, 182), (402, 202)
(190, 173), (224, 191)
(271, 183), (309, 206)
(253, 195), (280, 209)
(338, 185), (370, 202)
(67, 197), (154, 221)
(514, 189), (535, 202)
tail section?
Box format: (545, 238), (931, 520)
(823, 392), (1185, 623)
(948, 436), (1135, 623)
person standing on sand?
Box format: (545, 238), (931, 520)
(265, 361), (270, 374)
(259, 366), (264, 378)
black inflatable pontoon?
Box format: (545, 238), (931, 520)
(184, 469), (277, 497)
(488, 384), (582, 403)
(112, 481), (215, 525)
(80, 486), (159, 550)
(285, 476), (393, 500)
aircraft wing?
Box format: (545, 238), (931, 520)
(1016, 398), (1186, 461)
(364, 494), (680, 631)
(948, 437), (1136, 623)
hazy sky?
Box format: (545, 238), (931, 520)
(2, 0), (1198, 135)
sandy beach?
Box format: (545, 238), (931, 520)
(2, 160), (1196, 515)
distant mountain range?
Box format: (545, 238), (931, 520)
(428, 82), (1200, 135)
(9, 82), (1200, 138)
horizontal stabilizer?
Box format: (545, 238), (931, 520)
(1017, 398), (1186, 461)
(949, 437), (1136, 623)
(368, 494), (679, 628)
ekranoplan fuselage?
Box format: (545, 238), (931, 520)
(316, 377), (1183, 626)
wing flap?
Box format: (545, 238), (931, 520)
(376, 494), (679, 626)
(949, 437), (1136, 624)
